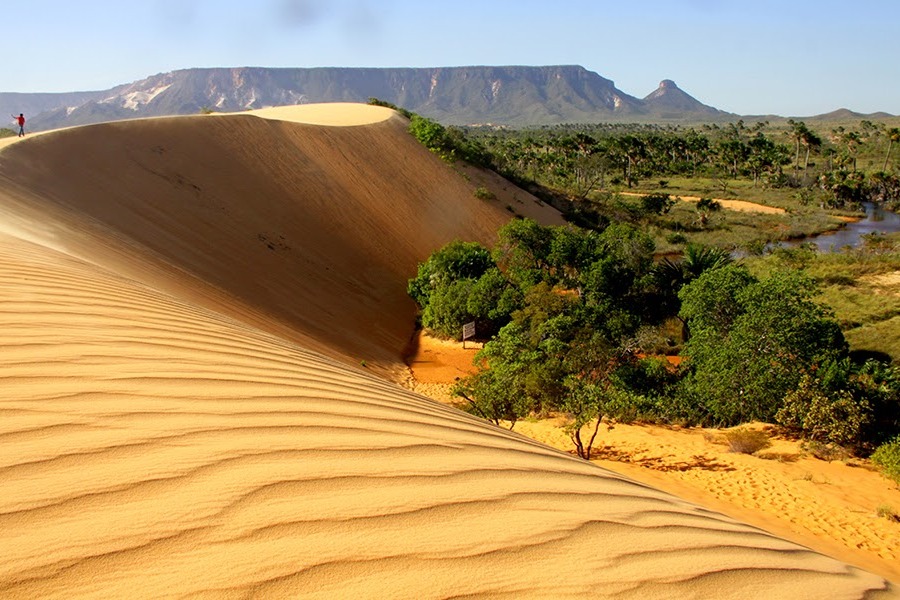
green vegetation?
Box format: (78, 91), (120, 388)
(0, 127), (15, 138)
(401, 107), (900, 461)
(871, 436), (900, 485)
(473, 186), (496, 200)
(409, 220), (900, 459)
(407, 114), (491, 165)
(459, 117), (900, 250)
(367, 97), (413, 119)
(747, 236), (900, 361)
(876, 505), (900, 522)
(369, 98), (491, 166)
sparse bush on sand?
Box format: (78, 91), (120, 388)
(473, 186), (496, 200)
(875, 504), (900, 522)
(802, 440), (852, 462)
(723, 427), (772, 454)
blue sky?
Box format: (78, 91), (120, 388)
(4, 0), (897, 116)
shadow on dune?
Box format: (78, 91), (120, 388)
(0, 111), (559, 377)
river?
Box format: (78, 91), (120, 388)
(777, 202), (900, 252)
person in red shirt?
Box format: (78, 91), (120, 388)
(12, 113), (24, 137)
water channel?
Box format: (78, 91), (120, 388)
(776, 202), (900, 252)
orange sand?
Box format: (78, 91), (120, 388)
(0, 103), (895, 598)
(620, 191), (786, 214)
(404, 331), (900, 584)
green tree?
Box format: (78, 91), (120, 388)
(787, 119), (809, 171)
(654, 243), (733, 329)
(607, 135), (646, 187)
(452, 325), (540, 429)
(408, 115), (449, 154)
(578, 223), (657, 340)
(561, 334), (638, 459)
(678, 267), (847, 425)
(831, 127), (863, 172)
(776, 374), (871, 446)
(492, 219), (556, 289)
(801, 128), (822, 178)
(409, 240), (515, 339)
(717, 138), (749, 178)
(408, 240), (493, 307)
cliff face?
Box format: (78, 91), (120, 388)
(13, 66), (734, 131)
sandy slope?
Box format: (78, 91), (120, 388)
(0, 104), (895, 598)
(405, 332), (900, 584)
(0, 104), (562, 379)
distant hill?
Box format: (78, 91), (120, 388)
(642, 79), (726, 118)
(1, 65), (892, 132)
(4, 66), (738, 131)
(806, 108), (896, 121)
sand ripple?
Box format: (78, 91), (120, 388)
(0, 232), (894, 599)
(0, 108), (895, 597)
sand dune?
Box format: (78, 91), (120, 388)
(0, 104), (562, 378)
(0, 104), (895, 598)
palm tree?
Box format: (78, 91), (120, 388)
(655, 244), (733, 340)
(787, 119), (810, 171)
(884, 127), (900, 172)
(831, 127), (862, 172)
(800, 128), (822, 181)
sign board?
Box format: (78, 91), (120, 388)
(462, 321), (475, 348)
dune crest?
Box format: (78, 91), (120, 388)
(0, 105), (895, 597)
(247, 102), (397, 126)
(0, 106), (561, 378)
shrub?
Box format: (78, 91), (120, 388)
(367, 97), (412, 119)
(723, 427), (772, 454)
(640, 192), (675, 216)
(409, 115), (451, 157)
(871, 436), (900, 485)
(696, 197), (721, 212)
(801, 440), (852, 462)
(473, 186), (496, 200)
(776, 375), (872, 447)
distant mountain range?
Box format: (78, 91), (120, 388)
(0, 65), (892, 132)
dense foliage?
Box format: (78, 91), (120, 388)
(409, 220), (900, 458)
(677, 267), (847, 425)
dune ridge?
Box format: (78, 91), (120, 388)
(0, 105), (562, 378)
(0, 104), (895, 598)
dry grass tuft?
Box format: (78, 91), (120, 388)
(723, 427), (772, 455)
(876, 505), (900, 523)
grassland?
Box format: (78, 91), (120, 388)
(590, 177), (854, 254)
(745, 235), (900, 361)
